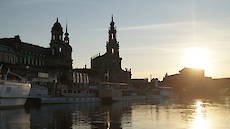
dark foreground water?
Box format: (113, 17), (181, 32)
(1, 96), (230, 129)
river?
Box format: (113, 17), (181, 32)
(0, 96), (230, 129)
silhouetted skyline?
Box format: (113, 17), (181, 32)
(1, 0), (230, 79)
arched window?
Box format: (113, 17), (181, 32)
(112, 48), (114, 54)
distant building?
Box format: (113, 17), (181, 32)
(131, 79), (148, 88)
(161, 67), (230, 96)
(212, 78), (230, 90)
(91, 16), (131, 84)
(0, 18), (73, 86)
(162, 67), (212, 88)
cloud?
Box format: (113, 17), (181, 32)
(119, 21), (197, 31)
(90, 21), (203, 32)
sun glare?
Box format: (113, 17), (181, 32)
(183, 47), (210, 70)
(191, 100), (208, 129)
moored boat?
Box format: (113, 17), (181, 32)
(0, 66), (31, 108)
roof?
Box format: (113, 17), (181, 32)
(0, 36), (48, 51)
(52, 19), (63, 32)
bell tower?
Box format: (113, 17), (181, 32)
(106, 16), (119, 57)
(48, 18), (73, 86)
(91, 15), (131, 83)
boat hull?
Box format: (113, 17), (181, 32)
(0, 81), (31, 108)
(0, 98), (27, 108)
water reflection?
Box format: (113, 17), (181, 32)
(1, 97), (230, 129)
(191, 100), (208, 129)
(0, 108), (30, 129)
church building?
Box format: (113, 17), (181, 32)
(91, 16), (131, 84)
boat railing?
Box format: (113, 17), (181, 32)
(0, 65), (30, 84)
(0, 79), (30, 84)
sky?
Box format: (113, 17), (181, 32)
(1, 0), (230, 80)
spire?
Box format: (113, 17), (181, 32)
(106, 15), (119, 56)
(56, 17), (59, 22)
(108, 15), (116, 41)
(110, 15), (115, 27)
(64, 23), (69, 44)
(65, 24), (68, 35)
(65, 18), (68, 34)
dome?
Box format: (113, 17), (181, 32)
(51, 18), (63, 33)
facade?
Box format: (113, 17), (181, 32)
(73, 68), (91, 87)
(0, 44), (17, 64)
(91, 16), (131, 84)
(0, 18), (73, 86)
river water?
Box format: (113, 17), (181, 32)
(0, 96), (230, 129)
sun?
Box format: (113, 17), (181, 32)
(183, 47), (209, 70)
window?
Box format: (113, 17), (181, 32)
(59, 47), (62, 52)
(112, 48), (114, 54)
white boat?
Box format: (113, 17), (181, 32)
(0, 66), (31, 108)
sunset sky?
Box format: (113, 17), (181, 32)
(1, 0), (230, 79)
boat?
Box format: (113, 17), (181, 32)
(0, 65), (31, 108)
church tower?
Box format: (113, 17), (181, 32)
(49, 18), (73, 86)
(91, 16), (131, 83)
(106, 16), (119, 57)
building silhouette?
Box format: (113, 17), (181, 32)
(162, 67), (211, 88)
(91, 16), (131, 84)
(160, 67), (229, 96)
(0, 18), (73, 86)
(49, 18), (73, 85)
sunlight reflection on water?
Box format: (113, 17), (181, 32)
(191, 100), (208, 129)
(1, 97), (230, 129)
